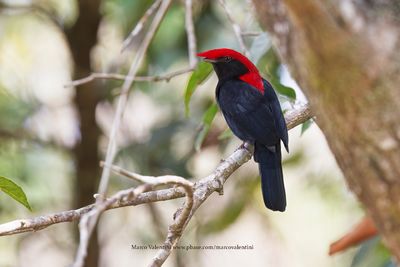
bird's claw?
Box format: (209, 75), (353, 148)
(239, 141), (254, 153)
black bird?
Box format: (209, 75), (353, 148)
(197, 48), (289, 212)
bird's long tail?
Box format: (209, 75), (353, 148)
(254, 142), (286, 212)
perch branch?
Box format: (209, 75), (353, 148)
(0, 104), (312, 267)
(0, 104), (311, 237)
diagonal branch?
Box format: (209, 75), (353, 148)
(0, 104), (311, 239)
(0, 187), (185, 237)
(98, 0), (172, 198)
(121, 0), (162, 52)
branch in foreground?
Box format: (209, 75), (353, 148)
(0, 104), (311, 238)
(64, 68), (194, 88)
(0, 104), (312, 267)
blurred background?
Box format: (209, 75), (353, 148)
(0, 0), (390, 266)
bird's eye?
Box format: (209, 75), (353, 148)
(224, 56), (232, 62)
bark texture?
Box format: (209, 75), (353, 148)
(252, 0), (400, 260)
(66, 0), (102, 266)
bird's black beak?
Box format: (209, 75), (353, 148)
(201, 58), (219, 63)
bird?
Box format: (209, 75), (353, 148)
(197, 48), (289, 212)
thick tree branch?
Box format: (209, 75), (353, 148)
(0, 187), (185, 237)
(253, 0), (400, 260)
(0, 104), (311, 267)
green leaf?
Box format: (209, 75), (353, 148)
(194, 103), (218, 151)
(202, 103), (218, 125)
(301, 119), (313, 136)
(0, 176), (31, 211)
(270, 78), (297, 100)
(184, 61), (213, 116)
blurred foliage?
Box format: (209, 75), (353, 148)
(0, 89), (38, 131)
(351, 237), (394, 267)
(217, 127), (233, 140)
(301, 118), (313, 136)
(117, 120), (191, 178)
(199, 175), (259, 235)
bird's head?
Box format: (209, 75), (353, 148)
(197, 48), (264, 92)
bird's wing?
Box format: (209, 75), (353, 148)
(217, 79), (280, 146)
(262, 79), (289, 152)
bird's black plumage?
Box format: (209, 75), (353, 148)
(197, 48), (289, 212)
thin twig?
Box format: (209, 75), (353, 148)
(65, 67), (194, 88)
(218, 0), (250, 57)
(102, 162), (193, 190)
(241, 31), (263, 37)
(184, 0), (198, 68)
(73, 0), (173, 266)
(104, 163), (195, 229)
(121, 0), (162, 52)
(98, 0), (172, 206)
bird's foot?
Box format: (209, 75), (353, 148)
(239, 141), (254, 153)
